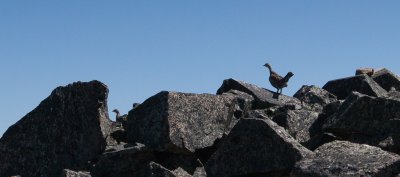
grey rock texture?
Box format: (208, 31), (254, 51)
(143, 162), (192, 177)
(0, 80), (112, 177)
(125, 91), (239, 153)
(93, 143), (155, 177)
(217, 78), (301, 109)
(292, 141), (400, 177)
(93, 143), (205, 177)
(61, 169), (91, 177)
(270, 106), (320, 144)
(323, 91), (400, 153)
(205, 118), (312, 177)
(293, 85), (337, 112)
(323, 74), (387, 99)
(372, 68), (400, 91)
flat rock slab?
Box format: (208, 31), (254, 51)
(125, 91), (239, 153)
(205, 118), (312, 177)
(323, 92), (400, 153)
(217, 78), (301, 109)
(0, 80), (112, 177)
(372, 68), (400, 91)
(323, 74), (387, 99)
(292, 141), (400, 177)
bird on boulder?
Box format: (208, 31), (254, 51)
(264, 63), (294, 94)
(112, 109), (127, 126)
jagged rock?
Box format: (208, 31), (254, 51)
(154, 152), (205, 177)
(293, 85), (337, 112)
(322, 74), (387, 99)
(246, 105), (320, 144)
(205, 118), (312, 177)
(304, 100), (343, 150)
(271, 107), (320, 144)
(143, 162), (178, 177)
(94, 143), (204, 177)
(125, 91), (239, 153)
(372, 68), (400, 91)
(291, 141), (400, 177)
(323, 92), (400, 153)
(216, 78), (301, 109)
(61, 169), (91, 177)
(0, 81), (112, 177)
(172, 167), (193, 177)
(221, 90), (254, 118)
(93, 143), (155, 177)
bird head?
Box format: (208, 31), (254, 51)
(112, 109), (119, 114)
(263, 63), (271, 67)
(287, 72), (294, 77)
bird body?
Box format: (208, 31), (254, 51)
(264, 63), (294, 94)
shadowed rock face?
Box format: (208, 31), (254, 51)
(0, 80), (112, 177)
(125, 91), (240, 153)
(323, 92), (400, 153)
(292, 141), (400, 177)
(372, 68), (400, 92)
(205, 118), (312, 177)
(323, 74), (387, 99)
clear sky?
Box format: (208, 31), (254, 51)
(1, 1), (400, 137)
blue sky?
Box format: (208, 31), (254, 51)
(1, 1), (400, 137)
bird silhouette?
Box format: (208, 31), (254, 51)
(264, 63), (294, 94)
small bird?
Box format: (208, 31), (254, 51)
(264, 63), (294, 94)
(112, 109), (127, 125)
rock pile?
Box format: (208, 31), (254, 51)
(1, 68), (400, 177)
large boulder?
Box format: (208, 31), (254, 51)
(205, 118), (312, 177)
(322, 74), (387, 99)
(372, 68), (400, 91)
(125, 91), (240, 153)
(293, 85), (337, 112)
(292, 141), (400, 177)
(216, 78), (301, 109)
(323, 92), (400, 153)
(0, 81), (112, 177)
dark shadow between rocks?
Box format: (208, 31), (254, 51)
(194, 135), (225, 164)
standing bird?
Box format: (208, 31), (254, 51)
(112, 109), (127, 125)
(264, 63), (294, 94)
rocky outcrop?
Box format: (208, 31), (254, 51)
(323, 91), (400, 153)
(217, 78), (301, 109)
(205, 118), (312, 177)
(0, 80), (112, 177)
(125, 91), (241, 153)
(372, 68), (400, 91)
(323, 74), (387, 99)
(292, 141), (400, 177)
(3, 68), (400, 177)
